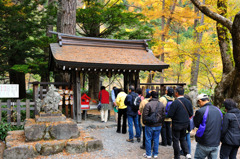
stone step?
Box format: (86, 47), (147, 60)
(3, 130), (103, 159)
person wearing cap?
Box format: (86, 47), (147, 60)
(194, 93), (223, 159)
(159, 87), (174, 146)
(220, 99), (240, 159)
(167, 86), (193, 159)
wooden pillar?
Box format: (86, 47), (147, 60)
(124, 73), (129, 93)
(108, 76), (111, 120)
(33, 83), (39, 116)
(73, 71), (81, 122)
(134, 71), (140, 89)
(129, 73), (134, 86)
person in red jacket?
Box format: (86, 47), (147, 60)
(98, 86), (110, 122)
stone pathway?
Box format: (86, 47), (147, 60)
(33, 112), (240, 159)
(1, 111), (240, 159)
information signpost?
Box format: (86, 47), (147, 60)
(0, 84), (19, 98)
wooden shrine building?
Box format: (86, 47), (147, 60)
(49, 32), (169, 122)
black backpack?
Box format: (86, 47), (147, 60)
(131, 93), (141, 112)
(143, 102), (161, 125)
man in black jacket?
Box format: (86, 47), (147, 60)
(168, 86), (193, 159)
(142, 91), (165, 159)
(194, 94), (222, 159)
(124, 85), (140, 143)
(220, 99), (240, 159)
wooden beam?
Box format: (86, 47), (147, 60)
(140, 83), (186, 86)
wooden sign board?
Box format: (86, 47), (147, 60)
(0, 84), (19, 98)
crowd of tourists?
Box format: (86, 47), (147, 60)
(98, 85), (240, 159)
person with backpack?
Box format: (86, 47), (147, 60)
(194, 94), (223, 159)
(124, 85), (141, 143)
(168, 86), (193, 159)
(136, 88), (144, 138)
(220, 99), (240, 159)
(159, 87), (174, 146)
(142, 91), (165, 158)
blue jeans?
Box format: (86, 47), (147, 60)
(186, 133), (191, 154)
(127, 115), (140, 139)
(145, 126), (161, 157)
(194, 143), (219, 159)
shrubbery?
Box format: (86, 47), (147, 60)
(0, 122), (24, 141)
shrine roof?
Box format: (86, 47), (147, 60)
(49, 32), (169, 72)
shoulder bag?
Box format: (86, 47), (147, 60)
(177, 99), (194, 131)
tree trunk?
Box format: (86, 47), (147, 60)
(213, 0), (233, 106)
(88, 73), (100, 99)
(190, 3), (205, 86)
(146, 72), (154, 89)
(160, 0), (165, 83)
(9, 70), (26, 99)
(8, 54), (26, 99)
(56, 0), (76, 82)
(57, 0), (76, 35)
(214, 12), (240, 107)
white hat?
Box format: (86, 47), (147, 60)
(197, 94), (209, 101)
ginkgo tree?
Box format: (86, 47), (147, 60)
(190, 0), (240, 106)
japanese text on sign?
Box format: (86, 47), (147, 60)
(0, 84), (19, 98)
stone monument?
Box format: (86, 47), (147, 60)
(188, 86), (198, 108)
(3, 85), (103, 159)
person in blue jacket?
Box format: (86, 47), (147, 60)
(124, 85), (140, 143)
(194, 94), (223, 159)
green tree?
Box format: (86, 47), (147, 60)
(0, 0), (57, 98)
(76, 0), (152, 38)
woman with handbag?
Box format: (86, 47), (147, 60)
(220, 99), (240, 159)
(98, 86), (109, 123)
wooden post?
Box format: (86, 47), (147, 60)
(72, 72), (76, 120)
(17, 100), (21, 126)
(33, 83), (39, 116)
(7, 100), (11, 124)
(0, 100), (2, 122)
(108, 76), (111, 120)
(160, 84), (164, 96)
(70, 104), (73, 118)
(26, 99), (30, 118)
(73, 71), (81, 123)
(156, 86), (160, 98)
(142, 86), (146, 97)
(124, 73), (129, 93)
(40, 86), (43, 99)
(135, 71), (140, 89)
(65, 104), (69, 117)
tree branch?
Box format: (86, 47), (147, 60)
(190, 0), (233, 32)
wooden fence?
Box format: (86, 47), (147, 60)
(0, 99), (35, 126)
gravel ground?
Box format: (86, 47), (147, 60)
(34, 111), (192, 159)
(34, 111), (240, 159)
